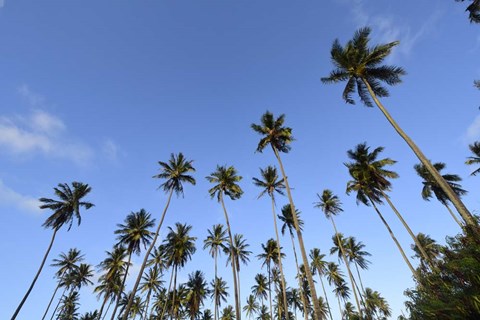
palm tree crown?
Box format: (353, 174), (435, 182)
(207, 165), (243, 201)
(466, 141), (480, 176)
(251, 111), (293, 153)
(115, 209), (156, 255)
(314, 189), (343, 218)
(153, 152), (196, 196)
(252, 166), (285, 199)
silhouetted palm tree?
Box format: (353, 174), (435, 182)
(466, 141), (480, 176)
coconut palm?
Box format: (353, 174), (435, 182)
(411, 233), (443, 272)
(414, 162), (467, 227)
(252, 166), (289, 319)
(185, 270), (209, 320)
(204, 225), (228, 320)
(110, 209), (155, 320)
(287, 288), (303, 319)
(202, 309), (214, 320)
(70, 263), (94, 292)
(221, 305), (236, 320)
(256, 305), (271, 320)
(321, 27), (475, 227)
(345, 143), (420, 279)
(466, 141), (480, 176)
(122, 153), (196, 319)
(211, 277), (229, 316)
(325, 262), (346, 316)
(139, 266), (163, 320)
(252, 111), (321, 320)
(309, 248), (334, 320)
(80, 311), (99, 320)
(456, 0), (480, 23)
(344, 237), (371, 295)
(252, 274), (269, 309)
(243, 295), (260, 319)
(57, 291), (80, 320)
(314, 189), (362, 317)
(206, 165), (243, 320)
(12, 182), (94, 320)
(364, 288), (391, 319)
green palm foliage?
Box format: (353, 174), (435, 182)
(211, 277), (229, 313)
(139, 266), (163, 320)
(344, 237), (371, 294)
(252, 274), (269, 307)
(256, 305), (271, 320)
(185, 270), (209, 320)
(221, 305), (236, 320)
(57, 291), (80, 320)
(309, 248), (334, 320)
(364, 288), (391, 319)
(455, 0), (480, 23)
(207, 165), (243, 320)
(322, 26), (475, 228)
(466, 141), (480, 176)
(12, 182), (93, 320)
(411, 233), (443, 272)
(414, 162), (467, 227)
(252, 111), (321, 320)
(243, 295), (260, 319)
(122, 153), (196, 320)
(202, 309), (214, 320)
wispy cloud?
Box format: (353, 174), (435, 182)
(464, 115), (480, 142)
(0, 180), (40, 214)
(102, 138), (124, 163)
(0, 0), (4, 8)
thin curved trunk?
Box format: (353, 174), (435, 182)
(267, 263), (273, 320)
(214, 250), (218, 320)
(219, 192), (241, 320)
(111, 250), (133, 320)
(316, 273), (333, 320)
(272, 147), (321, 320)
(50, 286), (68, 320)
(12, 229), (58, 320)
(363, 79), (476, 228)
(353, 263), (365, 296)
(97, 291), (110, 320)
(329, 217), (362, 318)
(170, 265), (178, 320)
(140, 287), (152, 320)
(380, 190), (437, 270)
(102, 301), (112, 320)
(445, 203), (464, 228)
(336, 296), (343, 319)
(289, 232), (308, 320)
(41, 281), (61, 320)
(160, 265), (175, 320)
(122, 188), (174, 320)
(368, 196), (420, 280)
(270, 196), (289, 320)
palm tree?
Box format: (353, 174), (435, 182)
(12, 181), (94, 320)
(221, 305), (236, 320)
(345, 143), (421, 279)
(206, 165), (243, 320)
(70, 263), (94, 292)
(325, 262), (346, 316)
(287, 288), (303, 319)
(243, 294), (260, 319)
(411, 233), (443, 272)
(202, 309), (214, 320)
(122, 153), (196, 319)
(256, 305), (271, 320)
(252, 166), (289, 319)
(456, 0), (480, 23)
(57, 291), (80, 320)
(466, 141), (480, 176)
(211, 277), (229, 317)
(42, 248), (84, 320)
(314, 189), (362, 317)
(344, 237), (370, 295)
(414, 162), (467, 227)
(139, 266), (163, 320)
(204, 225), (228, 320)
(309, 248), (333, 320)
(364, 288), (391, 319)
(185, 270), (209, 320)
(252, 111), (321, 320)
(321, 27), (476, 227)
(110, 209), (155, 320)
(252, 274), (269, 309)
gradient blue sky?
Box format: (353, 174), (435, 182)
(1, 0), (479, 319)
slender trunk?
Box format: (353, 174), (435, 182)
(329, 217), (362, 318)
(270, 196), (289, 320)
(171, 265), (178, 320)
(316, 273), (333, 320)
(289, 232), (308, 320)
(11, 229), (58, 320)
(267, 263), (273, 320)
(219, 192), (241, 320)
(214, 250), (218, 320)
(140, 287), (152, 320)
(122, 188), (174, 320)
(160, 265), (175, 320)
(445, 203), (464, 228)
(97, 292), (110, 320)
(273, 147), (321, 320)
(111, 250), (133, 320)
(50, 286), (68, 320)
(336, 296), (343, 319)
(236, 261), (241, 315)
(380, 191), (437, 270)
(102, 301), (112, 320)
(368, 196), (420, 280)
(41, 281), (61, 320)
(363, 78), (476, 228)
(353, 263), (365, 296)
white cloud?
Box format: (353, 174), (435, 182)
(102, 138), (123, 163)
(18, 84), (45, 107)
(0, 180), (40, 214)
(465, 115), (480, 142)
(0, 0), (4, 8)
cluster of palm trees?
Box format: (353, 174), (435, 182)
(11, 25), (480, 320)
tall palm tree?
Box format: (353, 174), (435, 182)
(252, 274), (269, 310)
(325, 262), (345, 316)
(221, 305), (236, 320)
(414, 162), (467, 227)
(411, 233), (443, 272)
(122, 153), (196, 319)
(110, 209), (155, 320)
(139, 266), (163, 320)
(256, 305), (270, 320)
(12, 181), (94, 320)
(252, 166), (289, 319)
(309, 248), (334, 320)
(211, 277), (229, 317)
(251, 111), (321, 320)
(321, 27), (476, 227)
(185, 270), (209, 320)
(466, 141), (480, 176)
(364, 288), (391, 319)
(314, 189), (362, 317)
(243, 295), (260, 319)
(344, 237), (370, 295)
(57, 291), (80, 320)
(206, 165), (243, 320)
(204, 225), (228, 320)
(345, 143), (421, 279)
(287, 288), (303, 320)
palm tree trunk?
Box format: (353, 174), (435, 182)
(219, 192), (241, 320)
(380, 190), (437, 270)
(214, 250), (218, 320)
(445, 203), (464, 228)
(336, 296), (343, 319)
(171, 265), (178, 320)
(41, 281), (61, 320)
(270, 196), (289, 320)
(140, 287), (152, 320)
(102, 300), (112, 320)
(50, 286), (68, 320)
(316, 273), (333, 320)
(289, 232), (308, 320)
(272, 147), (321, 320)
(267, 263), (273, 320)
(122, 188), (175, 320)
(363, 78), (477, 228)
(329, 217), (362, 318)
(11, 228), (58, 320)
(160, 265), (175, 320)
(368, 196), (420, 280)
(353, 263), (365, 296)
(97, 292), (110, 320)
(111, 250), (133, 320)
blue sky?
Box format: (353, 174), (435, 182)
(1, 0), (479, 319)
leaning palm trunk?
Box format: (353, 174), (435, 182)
(270, 196), (289, 320)
(50, 286), (68, 320)
(140, 286), (153, 320)
(368, 196), (419, 280)
(267, 263), (273, 320)
(289, 232), (309, 320)
(363, 79), (476, 228)
(97, 291), (111, 320)
(219, 192), (241, 320)
(41, 280), (62, 320)
(111, 251), (133, 320)
(160, 265), (175, 320)
(316, 273), (333, 320)
(353, 263), (365, 296)
(329, 218), (362, 318)
(12, 229), (58, 320)
(214, 251), (219, 320)
(445, 203), (464, 228)
(379, 190), (437, 270)
(122, 188), (174, 320)
(272, 147), (321, 320)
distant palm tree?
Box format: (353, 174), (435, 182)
(309, 248), (333, 320)
(344, 237), (371, 294)
(80, 311), (99, 320)
(252, 274), (269, 310)
(57, 291), (80, 320)
(202, 309), (214, 320)
(256, 305), (271, 320)
(252, 166), (289, 319)
(325, 262), (345, 316)
(466, 141), (480, 176)
(139, 266), (163, 320)
(414, 162), (467, 227)
(243, 295), (260, 319)
(364, 288), (391, 319)
(110, 209), (155, 320)
(411, 233), (443, 272)
(211, 277), (229, 316)
(122, 153), (196, 319)
(221, 305), (236, 320)
(207, 165), (243, 320)
(12, 182), (94, 320)
(455, 0), (480, 23)
(185, 270), (209, 320)
(321, 27), (475, 227)
(252, 111), (321, 320)
(287, 288), (302, 319)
